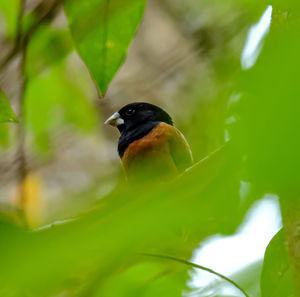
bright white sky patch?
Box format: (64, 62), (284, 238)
(187, 196), (282, 293)
(241, 5), (273, 69)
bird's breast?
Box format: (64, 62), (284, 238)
(121, 123), (178, 182)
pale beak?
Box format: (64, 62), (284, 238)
(104, 112), (124, 127)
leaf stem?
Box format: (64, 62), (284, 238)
(140, 253), (250, 297)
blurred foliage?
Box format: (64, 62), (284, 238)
(0, 0), (20, 39)
(0, 123), (11, 147)
(25, 25), (72, 78)
(0, 0), (300, 296)
(24, 61), (97, 155)
(0, 144), (247, 297)
(229, 16), (300, 195)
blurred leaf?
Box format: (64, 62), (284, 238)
(0, 0), (20, 39)
(226, 10), (300, 295)
(261, 229), (296, 297)
(25, 63), (97, 155)
(0, 124), (10, 147)
(96, 261), (187, 297)
(64, 0), (147, 95)
(0, 143), (247, 297)
(228, 14), (300, 195)
(26, 25), (73, 78)
(0, 90), (18, 123)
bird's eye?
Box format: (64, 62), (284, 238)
(125, 108), (135, 116)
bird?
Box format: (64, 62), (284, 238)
(105, 102), (193, 183)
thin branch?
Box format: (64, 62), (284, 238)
(34, 218), (78, 232)
(14, 0), (28, 226)
(15, 0), (26, 49)
(140, 253), (250, 297)
(0, 0), (63, 72)
(182, 144), (225, 174)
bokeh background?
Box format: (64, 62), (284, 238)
(0, 0), (250, 225)
(0, 0), (299, 296)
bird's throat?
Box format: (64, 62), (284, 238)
(118, 121), (160, 158)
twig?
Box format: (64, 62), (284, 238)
(140, 253), (250, 297)
(33, 218), (78, 232)
(14, 0), (28, 226)
(182, 144), (225, 174)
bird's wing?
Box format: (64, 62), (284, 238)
(162, 123), (193, 173)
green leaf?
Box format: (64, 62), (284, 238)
(25, 63), (98, 155)
(0, 0), (20, 39)
(0, 142), (247, 297)
(228, 16), (300, 195)
(96, 261), (188, 297)
(64, 0), (147, 95)
(0, 91), (18, 123)
(261, 229), (296, 297)
(25, 25), (73, 78)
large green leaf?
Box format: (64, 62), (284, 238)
(261, 229), (296, 297)
(64, 0), (147, 95)
(226, 12), (300, 293)
(0, 143), (246, 297)
(227, 12), (300, 195)
(0, 91), (18, 123)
